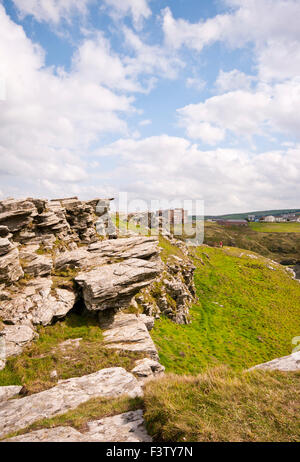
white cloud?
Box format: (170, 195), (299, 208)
(94, 135), (300, 214)
(11, 0), (91, 24)
(178, 78), (300, 144)
(123, 27), (184, 81)
(139, 119), (152, 126)
(215, 70), (255, 92)
(0, 4), (133, 195)
(162, 1), (300, 81)
(103, 0), (151, 30)
(186, 78), (206, 91)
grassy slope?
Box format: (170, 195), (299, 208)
(151, 245), (300, 374)
(204, 221), (300, 262)
(144, 367), (300, 442)
(0, 313), (143, 393)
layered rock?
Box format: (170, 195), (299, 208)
(0, 277), (76, 326)
(0, 238), (23, 284)
(102, 313), (159, 360)
(75, 258), (162, 312)
(134, 252), (196, 324)
(0, 367), (143, 438)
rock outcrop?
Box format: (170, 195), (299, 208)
(4, 410), (152, 442)
(0, 386), (22, 403)
(76, 258), (162, 312)
(0, 367), (142, 438)
(249, 351), (300, 372)
(133, 250), (196, 324)
(131, 358), (165, 380)
(102, 313), (159, 360)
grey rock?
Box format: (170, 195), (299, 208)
(19, 249), (53, 277)
(0, 367), (143, 438)
(4, 426), (90, 442)
(54, 248), (94, 271)
(131, 358), (165, 380)
(85, 410), (152, 442)
(0, 277), (76, 327)
(88, 236), (160, 260)
(0, 238), (14, 256)
(137, 314), (155, 331)
(103, 313), (159, 360)
(0, 386), (22, 403)
(249, 351), (300, 372)
(0, 324), (36, 359)
(3, 410), (152, 442)
(76, 258), (162, 312)
(0, 199), (37, 233)
(0, 246), (24, 284)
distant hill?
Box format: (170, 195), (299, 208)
(204, 209), (300, 220)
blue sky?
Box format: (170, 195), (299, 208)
(0, 0), (300, 214)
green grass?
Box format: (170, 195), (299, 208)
(143, 367), (300, 442)
(151, 246), (300, 374)
(204, 221), (300, 262)
(249, 222), (300, 233)
(0, 313), (143, 393)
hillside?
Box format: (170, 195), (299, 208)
(151, 245), (300, 373)
(203, 221), (300, 263)
(205, 208), (300, 220)
(1, 197), (300, 443)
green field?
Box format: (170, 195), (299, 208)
(249, 222), (300, 233)
(151, 245), (300, 374)
(203, 221), (300, 262)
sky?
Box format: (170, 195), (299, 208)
(0, 0), (300, 214)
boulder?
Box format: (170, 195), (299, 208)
(131, 358), (165, 380)
(0, 386), (22, 403)
(249, 351), (300, 372)
(102, 313), (159, 360)
(0, 324), (36, 361)
(0, 367), (143, 438)
(75, 258), (162, 311)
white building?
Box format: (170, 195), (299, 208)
(264, 215), (276, 222)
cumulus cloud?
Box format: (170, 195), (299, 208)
(11, 0), (91, 24)
(122, 27), (184, 82)
(178, 78), (300, 144)
(0, 4), (132, 195)
(94, 135), (300, 214)
(186, 78), (206, 91)
(71, 28), (183, 94)
(103, 0), (151, 30)
(162, 0), (300, 81)
(215, 70), (255, 92)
